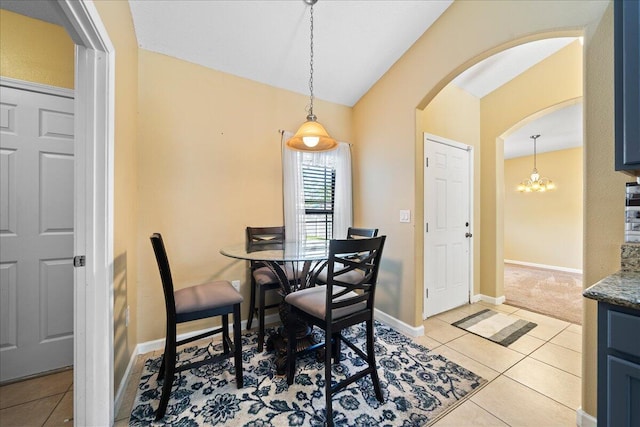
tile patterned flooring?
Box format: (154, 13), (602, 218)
(0, 302), (582, 426)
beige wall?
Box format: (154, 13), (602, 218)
(504, 148), (583, 270)
(352, 0), (611, 419)
(135, 49), (353, 342)
(0, 10), (74, 89)
(419, 85), (481, 296)
(93, 0), (140, 390)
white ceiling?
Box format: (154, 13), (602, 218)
(503, 102), (583, 159)
(1, 0), (582, 155)
(127, 0), (453, 107)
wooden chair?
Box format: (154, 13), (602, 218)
(285, 236), (386, 426)
(150, 233), (243, 420)
(246, 226), (298, 352)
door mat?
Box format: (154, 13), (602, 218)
(452, 309), (537, 347)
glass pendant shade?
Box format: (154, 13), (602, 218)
(286, 114), (337, 152)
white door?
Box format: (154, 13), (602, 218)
(424, 134), (472, 318)
(0, 85), (75, 382)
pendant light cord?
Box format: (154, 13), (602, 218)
(531, 134), (539, 171)
(308, 2), (315, 118)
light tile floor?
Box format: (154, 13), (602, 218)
(0, 302), (582, 426)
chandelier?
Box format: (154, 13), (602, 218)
(517, 134), (556, 193)
(286, 0), (337, 152)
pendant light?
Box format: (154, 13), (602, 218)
(517, 134), (556, 192)
(286, 0), (337, 152)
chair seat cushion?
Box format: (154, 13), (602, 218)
(284, 285), (366, 320)
(316, 266), (365, 285)
(174, 280), (243, 314)
(253, 264), (299, 286)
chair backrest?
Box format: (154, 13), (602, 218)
(347, 227), (379, 239)
(325, 236), (386, 321)
(150, 233), (177, 320)
(246, 226), (285, 252)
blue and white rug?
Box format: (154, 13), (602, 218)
(129, 322), (487, 426)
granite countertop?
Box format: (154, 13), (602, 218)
(583, 270), (640, 310)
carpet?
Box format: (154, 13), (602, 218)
(452, 309), (537, 347)
(129, 322), (487, 426)
(504, 263), (583, 325)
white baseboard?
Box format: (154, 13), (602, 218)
(113, 345), (139, 418)
(504, 259), (582, 274)
(375, 308), (424, 337)
(476, 294), (506, 305)
(576, 407), (597, 427)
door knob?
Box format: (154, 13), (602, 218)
(465, 232), (473, 238)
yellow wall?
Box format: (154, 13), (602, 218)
(504, 147), (583, 270)
(135, 49), (352, 342)
(93, 0), (140, 390)
(352, 0), (611, 419)
(0, 10), (74, 89)
(419, 84), (481, 296)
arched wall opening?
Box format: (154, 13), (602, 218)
(417, 33), (583, 312)
(500, 98), (584, 323)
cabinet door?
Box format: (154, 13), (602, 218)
(615, 0), (640, 172)
(607, 355), (640, 427)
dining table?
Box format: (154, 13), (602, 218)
(220, 239), (331, 374)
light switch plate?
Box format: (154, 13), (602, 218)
(399, 209), (411, 223)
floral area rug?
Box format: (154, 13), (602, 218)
(129, 322), (487, 426)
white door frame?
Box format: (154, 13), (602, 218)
(423, 133), (474, 319)
(54, 1), (114, 425)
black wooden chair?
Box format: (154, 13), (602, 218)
(315, 227), (379, 285)
(285, 236), (386, 426)
(246, 226), (298, 351)
(150, 233), (243, 420)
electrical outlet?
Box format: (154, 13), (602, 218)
(231, 280), (241, 292)
(125, 305), (130, 327)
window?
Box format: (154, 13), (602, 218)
(283, 132), (352, 242)
(302, 161), (336, 240)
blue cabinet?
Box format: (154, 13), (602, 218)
(597, 302), (640, 427)
(615, 0), (640, 173)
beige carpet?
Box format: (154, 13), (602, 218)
(504, 263), (583, 325)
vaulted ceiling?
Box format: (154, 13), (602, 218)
(1, 0), (582, 156)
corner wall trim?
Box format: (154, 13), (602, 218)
(477, 294), (506, 305)
(576, 407), (597, 427)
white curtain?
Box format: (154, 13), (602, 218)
(282, 131), (307, 242)
(332, 142), (353, 239)
(282, 132), (353, 241)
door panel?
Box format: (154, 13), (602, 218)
(424, 134), (472, 318)
(0, 85), (74, 382)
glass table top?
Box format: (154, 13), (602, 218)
(220, 239), (330, 262)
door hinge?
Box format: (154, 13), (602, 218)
(425, 288), (429, 299)
(73, 255), (86, 268)
(426, 157), (429, 167)
(425, 223), (429, 233)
